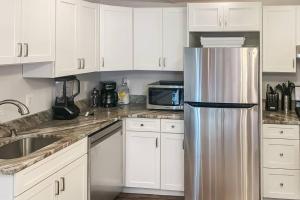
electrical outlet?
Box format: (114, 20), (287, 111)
(25, 94), (33, 108)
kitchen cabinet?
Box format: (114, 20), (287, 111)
(161, 133), (184, 191)
(296, 7), (300, 45)
(163, 8), (186, 71)
(134, 8), (186, 71)
(134, 8), (163, 71)
(56, 0), (98, 77)
(125, 131), (161, 189)
(263, 124), (300, 199)
(77, 0), (99, 74)
(0, 0), (55, 66)
(0, 0), (21, 65)
(125, 118), (184, 192)
(16, 155), (87, 200)
(23, 0), (99, 78)
(20, 0), (55, 63)
(263, 6), (296, 73)
(188, 2), (261, 32)
(100, 5), (133, 71)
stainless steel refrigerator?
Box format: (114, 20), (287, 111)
(184, 48), (260, 200)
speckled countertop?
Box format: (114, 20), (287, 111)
(263, 110), (300, 125)
(0, 104), (183, 175)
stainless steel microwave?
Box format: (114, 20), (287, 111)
(147, 81), (184, 110)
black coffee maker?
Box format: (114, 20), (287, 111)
(100, 81), (118, 108)
(53, 76), (80, 120)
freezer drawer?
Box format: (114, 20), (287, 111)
(184, 104), (260, 200)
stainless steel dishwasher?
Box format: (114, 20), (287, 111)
(88, 121), (123, 200)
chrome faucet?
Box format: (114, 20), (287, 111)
(0, 99), (30, 137)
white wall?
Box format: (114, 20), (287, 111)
(98, 71), (183, 95)
(0, 65), (99, 122)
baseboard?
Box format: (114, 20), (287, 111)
(123, 187), (184, 196)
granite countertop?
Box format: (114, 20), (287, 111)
(263, 110), (300, 125)
(0, 104), (183, 175)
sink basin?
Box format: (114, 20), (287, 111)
(0, 136), (62, 159)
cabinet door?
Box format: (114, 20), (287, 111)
(55, 0), (80, 77)
(161, 133), (184, 191)
(100, 5), (133, 71)
(296, 7), (300, 45)
(58, 155), (87, 200)
(125, 131), (160, 189)
(163, 8), (186, 71)
(0, 0), (21, 65)
(15, 174), (57, 200)
(21, 0), (55, 63)
(223, 3), (261, 31)
(134, 8), (163, 70)
(188, 3), (223, 32)
(263, 6), (296, 73)
(78, 1), (99, 73)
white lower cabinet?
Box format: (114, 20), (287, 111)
(125, 131), (161, 189)
(161, 133), (184, 191)
(15, 155), (87, 200)
(263, 124), (300, 200)
(125, 118), (184, 192)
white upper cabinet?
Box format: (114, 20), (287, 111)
(78, 1), (99, 73)
(100, 5), (133, 71)
(56, 0), (80, 77)
(134, 8), (163, 71)
(223, 3), (262, 31)
(0, 0), (55, 66)
(134, 8), (186, 71)
(188, 2), (262, 32)
(21, 0), (55, 64)
(188, 3), (223, 32)
(296, 7), (300, 45)
(263, 6), (296, 73)
(0, 0), (21, 65)
(163, 8), (186, 71)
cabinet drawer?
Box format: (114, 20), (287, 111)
(263, 124), (299, 139)
(14, 138), (87, 196)
(263, 169), (300, 199)
(126, 118), (160, 132)
(263, 139), (300, 169)
(161, 120), (184, 134)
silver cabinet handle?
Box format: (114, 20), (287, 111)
(60, 177), (65, 192)
(17, 43), (22, 57)
(280, 183), (284, 187)
(219, 16), (222, 27)
(78, 59), (82, 69)
(280, 153), (284, 157)
(24, 43), (29, 57)
(280, 130), (284, 134)
(55, 180), (60, 196)
(101, 57), (104, 67)
(140, 123), (144, 127)
(159, 57), (162, 67)
(82, 58), (85, 69)
(293, 59), (295, 69)
(182, 139), (184, 150)
(171, 125), (175, 129)
(155, 137), (158, 148)
(163, 57), (166, 67)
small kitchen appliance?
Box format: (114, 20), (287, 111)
(265, 84), (279, 111)
(100, 81), (118, 108)
(147, 81), (184, 110)
(90, 88), (100, 108)
(52, 76), (80, 120)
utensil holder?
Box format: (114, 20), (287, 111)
(282, 94), (292, 113)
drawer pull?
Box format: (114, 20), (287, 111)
(171, 125), (175, 128)
(280, 130), (284, 134)
(55, 180), (60, 196)
(280, 183), (284, 187)
(140, 124), (144, 127)
(280, 153), (284, 157)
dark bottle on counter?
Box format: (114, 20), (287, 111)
(90, 88), (100, 107)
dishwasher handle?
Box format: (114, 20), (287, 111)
(89, 121), (122, 148)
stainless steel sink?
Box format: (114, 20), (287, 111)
(0, 136), (62, 159)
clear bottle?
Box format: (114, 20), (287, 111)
(118, 77), (130, 105)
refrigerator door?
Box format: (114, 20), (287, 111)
(184, 48), (259, 104)
(184, 104), (260, 200)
